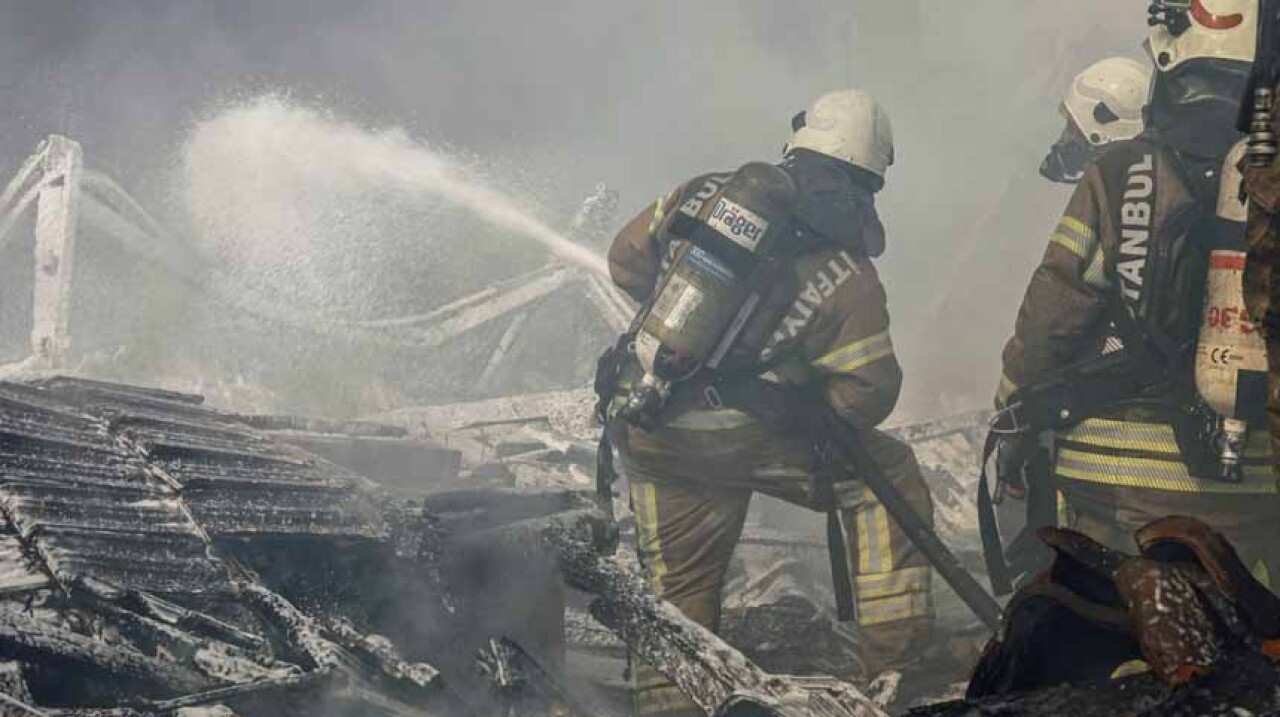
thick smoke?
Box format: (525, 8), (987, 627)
(0, 0), (1142, 418)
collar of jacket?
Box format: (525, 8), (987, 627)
(780, 149), (886, 259)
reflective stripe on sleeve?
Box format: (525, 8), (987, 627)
(648, 192), (674, 236)
(1049, 216), (1097, 260)
(1082, 244), (1110, 289)
(997, 373), (1018, 406)
(812, 331), (895, 375)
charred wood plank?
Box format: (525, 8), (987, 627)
(0, 605), (210, 696)
(538, 510), (885, 717)
(321, 617), (441, 692)
(144, 670), (330, 714)
(422, 488), (593, 537)
(69, 593), (292, 686)
(232, 583), (338, 672)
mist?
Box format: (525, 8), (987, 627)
(0, 0), (1143, 419)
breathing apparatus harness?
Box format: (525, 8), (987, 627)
(592, 162), (809, 512)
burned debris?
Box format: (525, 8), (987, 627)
(539, 508), (887, 717)
(909, 518), (1280, 717)
(0, 376), (592, 716)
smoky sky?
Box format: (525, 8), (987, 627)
(0, 0), (1144, 416)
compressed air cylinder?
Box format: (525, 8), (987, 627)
(1196, 141), (1269, 422)
(1198, 251), (1270, 417)
(1195, 142), (1269, 481)
(634, 163), (796, 379)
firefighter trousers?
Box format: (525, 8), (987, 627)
(623, 429), (935, 717)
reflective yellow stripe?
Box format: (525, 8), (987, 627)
(1063, 418), (1273, 459)
(855, 565), (931, 600)
(635, 664), (672, 689)
(1050, 231), (1090, 260)
(875, 501), (891, 573)
(1056, 448), (1278, 494)
(857, 591), (933, 626)
(813, 331), (894, 374)
(635, 685), (699, 716)
(856, 496), (872, 576)
(666, 408), (755, 431)
(1110, 660), (1151, 679)
(750, 464), (809, 480)
(1060, 216), (1095, 241)
(854, 484), (891, 574)
(631, 482), (670, 594)
(648, 192), (672, 235)
(1254, 560), (1272, 590)
(1083, 244), (1109, 289)
(1050, 217), (1098, 261)
(1062, 418), (1182, 455)
(997, 373), (1018, 406)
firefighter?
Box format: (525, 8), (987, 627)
(995, 0), (1280, 585)
(605, 89), (935, 717)
(1040, 57), (1152, 184)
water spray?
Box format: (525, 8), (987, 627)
(181, 96), (609, 283)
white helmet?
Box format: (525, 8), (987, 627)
(786, 89), (894, 178)
(1063, 58), (1151, 147)
(1148, 0), (1258, 72)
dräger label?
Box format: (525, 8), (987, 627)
(707, 197), (769, 251)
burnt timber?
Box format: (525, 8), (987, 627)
(0, 376), (584, 716)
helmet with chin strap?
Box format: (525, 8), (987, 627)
(1042, 58), (1153, 184)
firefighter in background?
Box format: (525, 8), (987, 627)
(606, 89), (935, 717)
(1040, 57), (1152, 184)
(995, 0), (1280, 583)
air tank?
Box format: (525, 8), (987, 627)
(1195, 140), (1269, 481)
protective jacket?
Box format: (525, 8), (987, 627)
(998, 137), (1274, 495)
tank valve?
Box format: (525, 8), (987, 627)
(1216, 418), (1248, 483)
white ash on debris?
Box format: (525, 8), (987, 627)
(373, 392), (996, 711)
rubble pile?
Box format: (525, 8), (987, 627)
(0, 377), (592, 716)
(379, 393), (997, 704)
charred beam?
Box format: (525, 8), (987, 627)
(233, 583), (339, 672)
(0, 605), (210, 697)
(75, 579), (266, 654)
(321, 617), (441, 692)
(538, 510), (885, 717)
